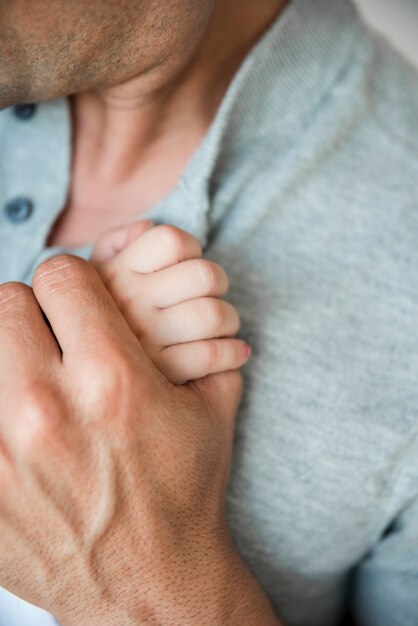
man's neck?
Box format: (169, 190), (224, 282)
(49, 0), (287, 248)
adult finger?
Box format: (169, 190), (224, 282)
(105, 224), (202, 275)
(0, 282), (61, 379)
(32, 255), (147, 364)
(152, 298), (240, 346)
(0, 283), (61, 440)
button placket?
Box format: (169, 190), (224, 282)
(4, 197), (34, 223)
(2, 106), (38, 226)
(13, 104), (37, 121)
(0, 98), (71, 284)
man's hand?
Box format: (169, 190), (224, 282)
(0, 255), (279, 626)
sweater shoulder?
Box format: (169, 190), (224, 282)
(366, 31), (418, 160)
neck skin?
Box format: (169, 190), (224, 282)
(49, 0), (287, 248)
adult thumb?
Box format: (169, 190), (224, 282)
(191, 369), (243, 438)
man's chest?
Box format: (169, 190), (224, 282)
(224, 302), (405, 626)
(206, 227), (416, 625)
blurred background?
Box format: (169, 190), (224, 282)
(355, 0), (418, 66)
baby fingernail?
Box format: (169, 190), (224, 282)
(243, 344), (252, 360)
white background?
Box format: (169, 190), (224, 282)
(355, 0), (418, 66)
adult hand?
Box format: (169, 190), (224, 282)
(0, 254), (279, 625)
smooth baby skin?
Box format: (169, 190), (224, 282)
(92, 221), (250, 383)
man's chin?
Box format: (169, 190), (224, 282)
(0, 79), (28, 110)
(0, 70), (75, 110)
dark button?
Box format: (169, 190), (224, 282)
(4, 197), (34, 223)
(13, 103), (37, 121)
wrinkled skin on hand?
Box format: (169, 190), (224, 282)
(0, 254), (243, 626)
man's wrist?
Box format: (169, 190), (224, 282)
(67, 540), (282, 626)
(213, 544), (283, 626)
(136, 540), (282, 626)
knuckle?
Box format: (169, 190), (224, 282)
(204, 299), (225, 334)
(217, 264), (229, 292)
(193, 260), (218, 293)
(33, 254), (90, 292)
(83, 344), (136, 408)
(0, 282), (33, 311)
(203, 340), (219, 371)
(158, 225), (188, 260)
(17, 381), (63, 452)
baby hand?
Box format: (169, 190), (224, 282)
(92, 222), (251, 384)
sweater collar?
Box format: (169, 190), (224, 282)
(146, 0), (363, 246)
